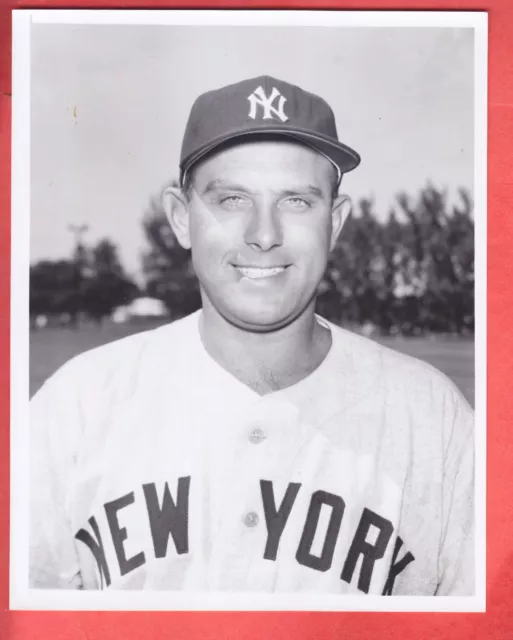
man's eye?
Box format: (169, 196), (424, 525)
(220, 195), (248, 207)
(283, 197), (311, 209)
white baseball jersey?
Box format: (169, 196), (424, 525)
(30, 311), (474, 595)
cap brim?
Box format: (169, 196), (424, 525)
(180, 126), (361, 185)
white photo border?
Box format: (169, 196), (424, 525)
(10, 8), (488, 613)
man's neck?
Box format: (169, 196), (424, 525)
(198, 302), (332, 395)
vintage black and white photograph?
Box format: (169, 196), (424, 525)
(10, 10), (487, 611)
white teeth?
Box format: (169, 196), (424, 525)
(237, 267), (285, 279)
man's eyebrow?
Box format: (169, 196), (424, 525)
(201, 180), (326, 199)
(281, 185), (325, 199)
(202, 179), (253, 195)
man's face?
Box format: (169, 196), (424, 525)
(176, 139), (349, 332)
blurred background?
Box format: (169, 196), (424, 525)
(29, 22), (475, 405)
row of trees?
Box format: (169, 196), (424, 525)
(318, 187), (474, 334)
(30, 183), (474, 335)
(30, 237), (139, 326)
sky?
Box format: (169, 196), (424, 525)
(29, 22), (474, 279)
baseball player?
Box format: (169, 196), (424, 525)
(30, 75), (474, 596)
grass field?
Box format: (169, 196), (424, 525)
(29, 321), (475, 407)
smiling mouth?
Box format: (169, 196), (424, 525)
(234, 266), (288, 279)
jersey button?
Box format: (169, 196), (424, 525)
(249, 427), (266, 444)
(243, 511), (259, 528)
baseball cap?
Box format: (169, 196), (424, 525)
(179, 75), (361, 186)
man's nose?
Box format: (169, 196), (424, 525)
(243, 203), (283, 252)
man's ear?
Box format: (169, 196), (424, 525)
(329, 193), (352, 251)
(162, 185), (191, 250)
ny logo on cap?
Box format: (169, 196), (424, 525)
(247, 86), (289, 123)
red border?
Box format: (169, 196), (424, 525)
(2, 1), (513, 638)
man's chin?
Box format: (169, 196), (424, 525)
(200, 287), (317, 333)
(223, 304), (301, 333)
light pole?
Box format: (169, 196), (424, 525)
(68, 224), (89, 327)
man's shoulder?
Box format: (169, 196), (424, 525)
(38, 312), (201, 394)
(326, 320), (471, 407)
